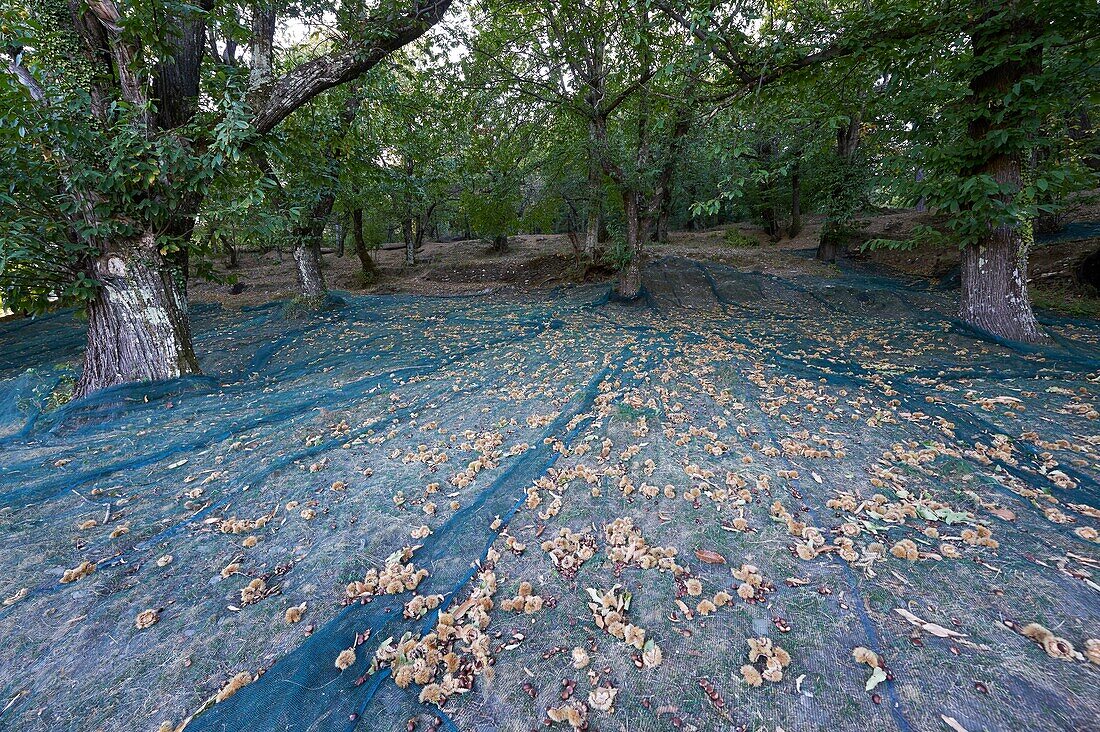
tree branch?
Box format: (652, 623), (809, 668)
(4, 51), (48, 104)
(248, 0), (454, 135)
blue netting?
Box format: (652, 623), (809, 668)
(0, 257), (1097, 732)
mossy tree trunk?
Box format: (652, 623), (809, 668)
(351, 208), (379, 280)
(958, 4), (1045, 343)
(292, 194), (335, 305)
(816, 114), (862, 262)
(615, 190), (646, 298)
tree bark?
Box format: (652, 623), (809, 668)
(816, 115), (861, 262)
(247, 0), (455, 135)
(248, 0), (277, 89)
(959, 228), (1043, 342)
(225, 236), (239, 269)
(403, 219), (416, 266)
(816, 230), (843, 263)
(76, 234), (201, 398)
(292, 194), (335, 304)
(788, 151), (802, 238)
(352, 208), (379, 281)
(655, 195), (671, 244)
(584, 124), (602, 258)
(334, 217), (345, 257)
(958, 5), (1045, 342)
(760, 185), (779, 240)
(151, 0), (213, 130)
(294, 244), (326, 303)
(756, 138), (780, 240)
(615, 191), (645, 298)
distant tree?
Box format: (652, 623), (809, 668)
(472, 0), (704, 297)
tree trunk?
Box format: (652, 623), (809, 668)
(416, 212), (429, 251)
(815, 114), (861, 260)
(760, 185), (779, 240)
(334, 217), (345, 257)
(756, 138), (780, 240)
(959, 229), (1043, 341)
(292, 194), (334, 303)
(655, 200), (670, 244)
(151, 0), (213, 130)
(248, 1), (277, 89)
(491, 234), (509, 253)
(225, 236), (238, 269)
(958, 5), (1045, 342)
(788, 152), (802, 238)
(403, 219), (416, 266)
(76, 234), (201, 398)
(816, 227), (843, 263)
(614, 191), (645, 299)
(352, 208), (379, 281)
(293, 242), (326, 303)
(584, 130), (601, 258)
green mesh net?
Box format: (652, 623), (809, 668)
(0, 257), (1097, 732)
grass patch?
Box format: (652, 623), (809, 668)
(46, 375), (76, 410)
(1032, 286), (1100, 318)
(723, 228), (760, 248)
(614, 403), (654, 421)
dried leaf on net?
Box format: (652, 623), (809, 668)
(215, 672), (253, 703)
(941, 715), (970, 732)
(1085, 639), (1100, 665)
(894, 608), (967, 639)
(59, 560), (95, 584)
(134, 608), (160, 629)
(334, 647), (356, 671)
(641, 638), (663, 669)
(587, 685), (617, 712)
(546, 701), (587, 730)
(284, 602), (307, 624)
(694, 548), (726, 564)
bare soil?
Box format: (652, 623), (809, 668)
(189, 208), (1100, 316)
(188, 223), (841, 309)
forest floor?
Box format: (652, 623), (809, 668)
(1, 213), (1099, 732)
(190, 206), (1100, 318)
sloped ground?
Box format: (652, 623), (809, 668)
(187, 204), (1100, 316)
(0, 258), (1098, 732)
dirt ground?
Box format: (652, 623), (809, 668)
(190, 208), (1100, 318)
(189, 219), (848, 310)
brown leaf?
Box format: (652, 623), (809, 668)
(941, 715), (969, 732)
(923, 622), (966, 639)
(990, 507), (1016, 521)
(694, 549), (726, 565)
